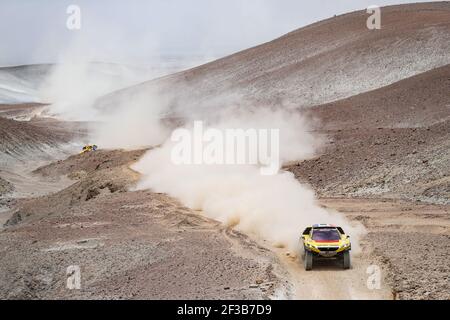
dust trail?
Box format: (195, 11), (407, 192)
(132, 106), (365, 253)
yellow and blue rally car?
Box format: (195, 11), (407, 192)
(80, 144), (98, 154)
(301, 224), (351, 271)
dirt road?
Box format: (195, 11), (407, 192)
(320, 198), (450, 300)
(275, 251), (392, 300)
(245, 222), (393, 300)
(259, 197), (449, 300)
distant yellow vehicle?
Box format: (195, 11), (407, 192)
(301, 224), (351, 270)
(80, 144), (98, 154)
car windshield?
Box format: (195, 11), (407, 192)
(312, 228), (341, 241)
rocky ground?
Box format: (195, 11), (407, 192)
(288, 120), (449, 204)
(0, 176), (13, 196)
(0, 148), (289, 299)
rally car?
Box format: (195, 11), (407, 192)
(301, 224), (351, 271)
(80, 144), (98, 154)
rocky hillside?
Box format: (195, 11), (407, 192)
(0, 117), (67, 164)
(289, 65), (450, 204)
(96, 2), (450, 116)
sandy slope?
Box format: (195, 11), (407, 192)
(96, 2), (450, 115)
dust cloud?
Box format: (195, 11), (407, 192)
(131, 105), (366, 253)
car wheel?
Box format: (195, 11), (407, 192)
(304, 251), (313, 271)
(300, 245), (306, 260)
(343, 251), (351, 270)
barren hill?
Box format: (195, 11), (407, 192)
(0, 65), (52, 104)
(0, 117), (66, 161)
(96, 2), (450, 115)
(286, 63), (450, 204)
(308, 64), (450, 130)
(0, 106), (87, 179)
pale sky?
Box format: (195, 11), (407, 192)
(0, 0), (439, 66)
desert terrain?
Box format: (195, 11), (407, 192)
(0, 2), (449, 300)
